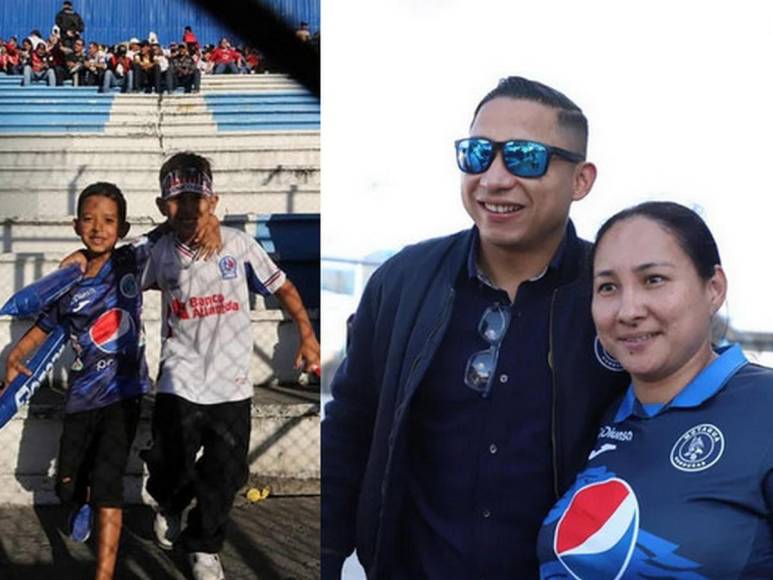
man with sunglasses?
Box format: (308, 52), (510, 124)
(322, 77), (629, 579)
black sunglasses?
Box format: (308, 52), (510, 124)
(455, 137), (584, 178)
(464, 303), (511, 398)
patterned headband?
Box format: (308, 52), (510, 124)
(161, 168), (213, 199)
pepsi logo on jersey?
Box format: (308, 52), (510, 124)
(89, 308), (136, 354)
(554, 478), (639, 579)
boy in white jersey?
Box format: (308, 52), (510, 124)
(141, 152), (320, 580)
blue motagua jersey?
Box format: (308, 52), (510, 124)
(36, 240), (153, 414)
(537, 344), (773, 579)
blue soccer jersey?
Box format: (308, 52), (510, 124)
(537, 344), (773, 579)
(36, 239), (153, 414)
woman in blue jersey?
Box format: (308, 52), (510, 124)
(537, 201), (773, 578)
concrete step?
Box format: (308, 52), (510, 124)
(0, 122), (158, 134)
(155, 119), (319, 134)
(166, 103), (320, 115)
(200, 75), (301, 87)
(0, 111), (157, 125)
(0, 85), (102, 98)
(0, 149), (165, 167)
(202, 83), (306, 93)
(0, 165), (320, 191)
(0, 97), (156, 107)
(0, 385), (320, 504)
(204, 94), (317, 103)
(201, 73), (294, 81)
(161, 130), (319, 149)
(0, 146), (319, 168)
(160, 102), (318, 116)
(0, 186), (320, 218)
(0, 134), (161, 149)
(0, 131), (319, 150)
(168, 91), (314, 104)
(0, 119), (318, 135)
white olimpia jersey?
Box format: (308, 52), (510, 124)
(142, 227), (286, 404)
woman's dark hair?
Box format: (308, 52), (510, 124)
(593, 201), (721, 280)
(76, 181), (127, 226)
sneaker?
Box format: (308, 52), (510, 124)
(153, 510), (182, 550)
(188, 552), (225, 580)
(69, 503), (92, 542)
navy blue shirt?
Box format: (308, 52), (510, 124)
(397, 229), (566, 579)
(538, 345), (773, 578)
(37, 240), (152, 414)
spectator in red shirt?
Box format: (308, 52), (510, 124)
(210, 37), (241, 74)
(102, 43), (132, 93)
(5, 37), (22, 75)
(243, 46), (263, 74)
(22, 42), (56, 86)
(182, 26), (199, 52)
(47, 33), (68, 85)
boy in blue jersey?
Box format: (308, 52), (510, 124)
(1, 182), (217, 580)
(3, 182), (142, 580)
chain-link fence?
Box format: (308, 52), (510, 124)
(0, 248), (319, 502)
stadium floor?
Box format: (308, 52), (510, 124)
(0, 495), (319, 579)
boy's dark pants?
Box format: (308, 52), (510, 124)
(143, 393), (251, 553)
(56, 396), (143, 509)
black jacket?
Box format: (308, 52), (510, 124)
(321, 222), (629, 579)
(55, 9), (84, 36)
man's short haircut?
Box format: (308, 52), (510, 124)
(472, 76), (589, 156)
(159, 152), (213, 188)
(76, 182), (127, 225)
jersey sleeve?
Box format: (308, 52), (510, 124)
(139, 232), (168, 291)
(129, 225), (169, 272)
(129, 235), (153, 269)
(244, 236), (286, 296)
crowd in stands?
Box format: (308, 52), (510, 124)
(0, 0), (319, 93)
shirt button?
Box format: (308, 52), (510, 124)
(482, 509), (491, 519)
(499, 374), (508, 383)
(489, 443), (498, 454)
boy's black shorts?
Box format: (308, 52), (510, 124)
(55, 396), (142, 508)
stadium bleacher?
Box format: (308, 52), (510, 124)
(0, 70), (320, 504)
